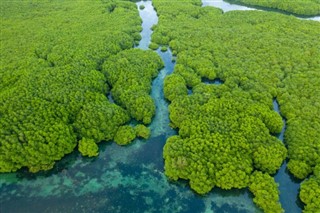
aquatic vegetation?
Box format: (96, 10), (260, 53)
(152, 0), (320, 211)
(0, 0), (161, 172)
(227, 0), (320, 16)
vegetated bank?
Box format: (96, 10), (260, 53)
(151, 0), (320, 212)
(226, 0), (320, 16)
(0, 0), (163, 173)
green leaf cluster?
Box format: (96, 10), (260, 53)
(102, 49), (163, 124)
(114, 124), (151, 145)
(249, 171), (283, 213)
(300, 164), (320, 213)
(135, 124), (151, 139)
(163, 94), (286, 195)
(78, 138), (99, 157)
(114, 125), (137, 146)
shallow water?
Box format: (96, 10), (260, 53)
(136, 1), (158, 50)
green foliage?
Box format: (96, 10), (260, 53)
(149, 42), (160, 50)
(249, 171), (283, 213)
(114, 125), (136, 146)
(73, 95), (130, 142)
(163, 94), (286, 194)
(284, 117), (320, 179)
(227, 0), (320, 16)
(135, 124), (151, 139)
(102, 49), (163, 124)
(164, 74), (188, 101)
(78, 138), (99, 157)
(0, 0), (145, 172)
(287, 160), (313, 179)
(139, 5), (145, 10)
(161, 46), (168, 52)
(253, 137), (287, 174)
(300, 164), (320, 213)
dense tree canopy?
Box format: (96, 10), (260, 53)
(114, 125), (137, 146)
(300, 164), (320, 213)
(152, 0), (320, 211)
(135, 124), (151, 139)
(102, 49), (163, 124)
(227, 0), (320, 16)
(249, 171), (283, 213)
(0, 0), (158, 172)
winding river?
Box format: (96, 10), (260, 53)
(0, 0), (316, 212)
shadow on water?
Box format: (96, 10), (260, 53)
(15, 150), (81, 180)
(202, 77), (224, 85)
(131, 134), (167, 170)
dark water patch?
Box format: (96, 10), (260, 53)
(131, 134), (167, 170)
(211, 202), (248, 213)
(107, 92), (114, 103)
(211, 187), (254, 198)
(116, 162), (144, 177)
(15, 151), (80, 181)
(202, 77), (224, 85)
(274, 161), (304, 213)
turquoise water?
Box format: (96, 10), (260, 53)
(0, 1), (308, 213)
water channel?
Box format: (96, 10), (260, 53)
(0, 0), (316, 212)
